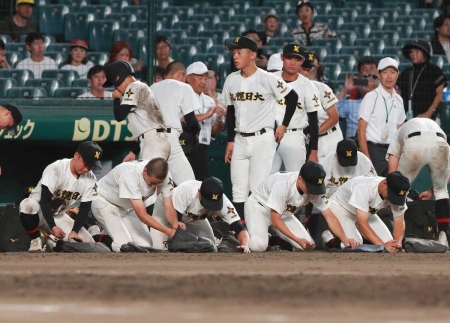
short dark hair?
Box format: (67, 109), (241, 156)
(140, 65), (165, 83)
(296, 2), (314, 15)
(145, 158), (168, 180)
(434, 14), (450, 37)
(165, 60), (185, 76)
(242, 29), (259, 36)
(25, 32), (44, 45)
(357, 56), (378, 74)
(87, 65), (105, 79)
(155, 35), (171, 49)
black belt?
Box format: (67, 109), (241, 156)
(156, 128), (171, 133)
(318, 126), (337, 137)
(238, 128), (266, 137)
(286, 128), (301, 133)
(367, 141), (389, 148)
(408, 131), (445, 139)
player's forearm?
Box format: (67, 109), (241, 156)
(281, 89), (298, 126)
(358, 221), (384, 246)
(387, 155), (399, 174)
(270, 211), (298, 243)
(428, 91), (443, 114)
(237, 230), (250, 247)
(318, 106), (339, 134)
(113, 99), (132, 121)
(392, 216), (405, 243)
(72, 201), (91, 233)
(322, 209), (349, 244)
(226, 105), (236, 142)
(357, 121), (370, 158)
(307, 111), (319, 150)
(40, 185), (56, 229)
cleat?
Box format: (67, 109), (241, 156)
(29, 237), (44, 253)
(438, 231), (449, 248)
(321, 230), (334, 247)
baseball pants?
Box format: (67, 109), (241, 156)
(329, 199), (393, 244)
(139, 129), (171, 161)
(245, 195), (314, 252)
(397, 132), (449, 200)
(150, 194), (216, 249)
(166, 131), (195, 185)
(231, 130), (277, 203)
(318, 126), (344, 159)
(91, 195), (153, 252)
(271, 130), (307, 174)
(19, 198), (94, 242)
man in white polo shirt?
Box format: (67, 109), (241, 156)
(357, 57), (406, 176)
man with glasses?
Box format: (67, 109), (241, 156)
(337, 56), (379, 100)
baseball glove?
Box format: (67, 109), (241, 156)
(166, 228), (215, 253)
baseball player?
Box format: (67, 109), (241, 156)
(245, 161), (359, 252)
(0, 104), (22, 136)
(271, 43), (320, 174)
(19, 141), (103, 252)
(387, 118), (450, 246)
(299, 50), (343, 159)
(151, 177), (250, 252)
(103, 60), (171, 161)
(325, 171), (410, 253)
(222, 36), (299, 221)
(123, 60), (201, 186)
(90, 158), (180, 252)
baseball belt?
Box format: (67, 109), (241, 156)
(318, 126), (337, 137)
(238, 128), (267, 137)
(408, 131), (445, 139)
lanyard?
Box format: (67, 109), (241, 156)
(409, 65), (426, 99)
(382, 96), (393, 123)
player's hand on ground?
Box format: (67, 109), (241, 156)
(123, 151), (136, 162)
(383, 240), (401, 253)
(112, 89), (123, 99)
(345, 238), (360, 248)
(236, 245), (250, 253)
(171, 222), (186, 230)
(68, 231), (83, 242)
(298, 239), (315, 251)
(224, 142), (234, 163)
(52, 226), (66, 239)
(167, 228), (176, 238)
(275, 125), (287, 143)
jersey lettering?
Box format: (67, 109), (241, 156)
(54, 189), (82, 201)
(230, 92), (265, 102)
(329, 175), (350, 186)
(285, 203), (302, 214)
(185, 210), (207, 221)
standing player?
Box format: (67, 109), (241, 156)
(0, 104), (22, 135)
(19, 141), (103, 252)
(151, 177), (250, 252)
(387, 118), (450, 246)
(90, 158), (179, 252)
(103, 60), (171, 161)
(245, 161), (359, 252)
(222, 36), (299, 221)
(271, 43), (320, 173)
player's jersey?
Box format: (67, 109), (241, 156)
(273, 71), (321, 129)
(252, 171), (330, 216)
(387, 118), (447, 159)
(195, 92), (216, 145)
(222, 68), (292, 133)
(120, 81), (167, 138)
(172, 180), (241, 224)
(330, 176), (407, 218)
(322, 151), (377, 197)
(150, 79), (199, 133)
(29, 159), (98, 216)
(97, 160), (174, 209)
(311, 81), (338, 126)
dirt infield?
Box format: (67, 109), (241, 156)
(1, 252), (450, 323)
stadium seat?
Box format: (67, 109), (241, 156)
(230, 15), (261, 31)
(410, 8), (441, 21)
(203, 7), (234, 21)
(278, 14), (300, 29)
(7, 87), (47, 98)
(309, 47), (329, 60)
(339, 46), (371, 59)
(173, 22), (205, 36)
(57, 0), (87, 13)
(122, 6), (148, 20)
(88, 20), (120, 52)
(382, 46), (404, 58)
(191, 53), (225, 71)
(431, 55), (445, 69)
(155, 13), (179, 30)
(25, 78), (63, 97)
(106, 13), (137, 29)
(98, 0), (128, 10)
(368, 9), (399, 24)
(63, 13), (94, 43)
(313, 1), (334, 15)
(198, 30), (230, 47)
(215, 22), (246, 35)
(221, 0), (251, 13)
(354, 15), (384, 31)
(218, 62), (231, 89)
(262, 1), (292, 15)
(163, 6), (196, 21)
(0, 78), (18, 97)
(413, 31), (434, 42)
(353, 39), (385, 55)
(80, 5), (112, 20)
(189, 14), (220, 30)
(245, 7), (275, 18)
(155, 0), (171, 13)
(396, 16), (426, 31)
(85, 52), (109, 66)
(314, 15), (344, 31)
(0, 69), (34, 87)
(368, 31), (399, 47)
(157, 29), (189, 45)
(5, 52), (22, 68)
(5, 43), (28, 59)
(323, 54), (357, 71)
(332, 9), (358, 23)
(71, 79), (89, 87)
(174, 45), (197, 67)
(39, 5), (69, 41)
(54, 87), (89, 98)
(382, 23), (413, 39)
(338, 31), (358, 47)
(321, 62), (342, 80)
(113, 29), (144, 56)
(41, 70), (79, 87)
(182, 37), (214, 53)
(396, 38), (420, 49)
(0, 34), (12, 44)
(209, 44), (227, 54)
(310, 39), (343, 55)
(343, 1), (372, 15)
(339, 23), (371, 39)
(45, 52), (64, 67)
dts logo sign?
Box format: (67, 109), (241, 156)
(73, 118), (134, 141)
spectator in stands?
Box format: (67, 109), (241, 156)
(0, 0), (37, 43)
(204, 66), (225, 105)
(60, 39), (94, 78)
(337, 56), (378, 100)
(105, 40), (143, 72)
(0, 39), (12, 69)
(155, 36), (173, 69)
(307, 53), (334, 92)
(231, 30), (268, 72)
(16, 32), (57, 78)
(291, 1), (337, 46)
(77, 65), (112, 100)
(397, 40), (447, 120)
(139, 65), (165, 84)
(431, 15), (450, 63)
(257, 14), (280, 46)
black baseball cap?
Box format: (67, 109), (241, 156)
(300, 161), (326, 195)
(301, 50), (317, 68)
(336, 139), (358, 167)
(200, 177), (224, 211)
(283, 43), (305, 59)
(2, 104), (22, 135)
(77, 141), (103, 168)
(103, 60), (135, 88)
(386, 171), (410, 205)
(226, 36), (258, 53)
(402, 40), (431, 60)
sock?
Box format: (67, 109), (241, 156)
(325, 237), (343, 249)
(93, 234), (114, 251)
(20, 212), (40, 239)
(268, 235), (293, 251)
(234, 202), (245, 223)
(435, 198), (450, 234)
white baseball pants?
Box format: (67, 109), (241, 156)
(166, 131), (195, 186)
(139, 129), (171, 161)
(271, 130), (307, 173)
(318, 126), (344, 159)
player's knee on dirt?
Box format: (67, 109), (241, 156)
(249, 237), (269, 252)
(19, 198), (40, 215)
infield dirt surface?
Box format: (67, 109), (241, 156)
(0, 252), (449, 322)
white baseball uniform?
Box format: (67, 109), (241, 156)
(121, 80), (171, 160)
(194, 92), (217, 146)
(90, 160), (174, 252)
(321, 151), (377, 197)
(150, 79), (199, 185)
(271, 71), (321, 173)
(312, 81), (344, 159)
(245, 171), (330, 252)
(150, 180), (242, 249)
(387, 118), (449, 199)
(329, 176), (407, 244)
(222, 68), (293, 202)
(19, 158), (97, 242)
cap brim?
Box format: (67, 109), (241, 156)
(337, 154), (357, 167)
(387, 187), (406, 206)
(226, 43), (241, 51)
(92, 160), (102, 169)
(305, 182), (325, 195)
(284, 53), (305, 60)
(102, 80), (113, 88)
(200, 195), (223, 211)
